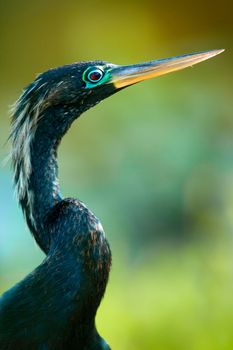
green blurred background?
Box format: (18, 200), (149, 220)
(0, 0), (232, 349)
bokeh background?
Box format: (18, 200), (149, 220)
(0, 0), (232, 349)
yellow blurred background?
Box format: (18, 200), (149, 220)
(0, 0), (232, 349)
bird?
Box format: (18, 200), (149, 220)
(0, 49), (223, 350)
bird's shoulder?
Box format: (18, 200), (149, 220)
(43, 199), (111, 293)
(45, 198), (105, 240)
(45, 198), (111, 269)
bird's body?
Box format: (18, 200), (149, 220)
(0, 198), (111, 350)
(0, 50), (222, 349)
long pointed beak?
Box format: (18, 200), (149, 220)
(109, 49), (224, 88)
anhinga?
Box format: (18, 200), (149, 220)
(0, 49), (223, 349)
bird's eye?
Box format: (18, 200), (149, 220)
(87, 69), (103, 82)
(83, 67), (105, 85)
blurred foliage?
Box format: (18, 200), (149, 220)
(0, 0), (233, 348)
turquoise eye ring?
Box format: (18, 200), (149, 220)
(83, 65), (112, 89)
(85, 67), (105, 83)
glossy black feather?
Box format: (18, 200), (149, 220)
(1, 62), (116, 349)
(0, 199), (111, 349)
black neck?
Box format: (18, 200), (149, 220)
(20, 107), (76, 253)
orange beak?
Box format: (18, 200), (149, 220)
(109, 49), (224, 88)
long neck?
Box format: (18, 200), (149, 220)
(27, 129), (61, 251)
(12, 105), (75, 253)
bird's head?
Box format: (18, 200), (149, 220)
(12, 49), (223, 136)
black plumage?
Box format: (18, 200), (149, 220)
(1, 61), (114, 350)
(0, 50), (222, 349)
